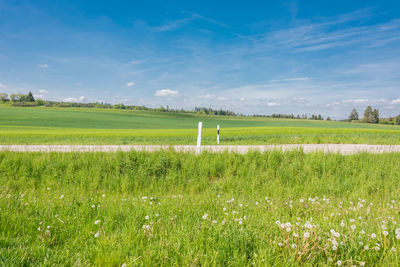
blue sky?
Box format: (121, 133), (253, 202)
(1, 0), (400, 118)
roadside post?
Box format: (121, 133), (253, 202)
(217, 125), (220, 144)
(197, 122), (202, 154)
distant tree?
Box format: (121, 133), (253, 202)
(348, 108), (359, 121)
(0, 93), (8, 102)
(317, 114), (322, 120)
(326, 117), (332, 121)
(366, 108), (379, 123)
(395, 115), (400, 125)
(27, 91), (35, 102)
(10, 93), (22, 102)
(363, 106), (373, 122)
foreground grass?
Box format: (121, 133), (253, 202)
(1, 151), (400, 266)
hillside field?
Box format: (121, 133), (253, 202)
(1, 105), (400, 145)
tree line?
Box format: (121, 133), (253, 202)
(348, 106), (400, 125)
(253, 113), (328, 120)
(0, 92), (238, 116)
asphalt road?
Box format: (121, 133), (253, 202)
(1, 144), (400, 154)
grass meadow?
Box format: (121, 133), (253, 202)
(1, 105), (400, 145)
(2, 150), (400, 266)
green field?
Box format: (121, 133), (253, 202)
(1, 105), (400, 144)
(2, 151), (400, 265)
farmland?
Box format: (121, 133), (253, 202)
(2, 150), (400, 265)
(0, 105), (400, 145)
(2, 106), (400, 266)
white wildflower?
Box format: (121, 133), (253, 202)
(94, 232), (100, 238)
(94, 220), (101, 225)
(202, 213), (208, 220)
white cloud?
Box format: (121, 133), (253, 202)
(342, 98), (388, 104)
(38, 64), (49, 68)
(63, 96), (85, 102)
(63, 98), (77, 102)
(197, 94), (215, 99)
(391, 98), (400, 104)
(126, 81), (135, 87)
(0, 83), (5, 89)
(342, 98), (370, 104)
(197, 94), (228, 101)
(267, 102), (281, 106)
(39, 89), (48, 94)
(154, 89), (179, 97)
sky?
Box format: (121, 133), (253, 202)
(1, 0), (400, 119)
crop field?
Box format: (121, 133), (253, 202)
(1, 105), (400, 145)
(1, 151), (400, 266)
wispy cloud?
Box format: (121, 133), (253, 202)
(0, 83), (5, 89)
(269, 77), (311, 82)
(153, 16), (195, 32)
(39, 89), (48, 94)
(126, 81), (135, 87)
(152, 12), (230, 32)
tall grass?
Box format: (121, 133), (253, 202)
(1, 151), (400, 265)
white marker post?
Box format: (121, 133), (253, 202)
(197, 122), (202, 154)
(217, 125), (220, 144)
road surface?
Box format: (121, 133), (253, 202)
(1, 144), (400, 154)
